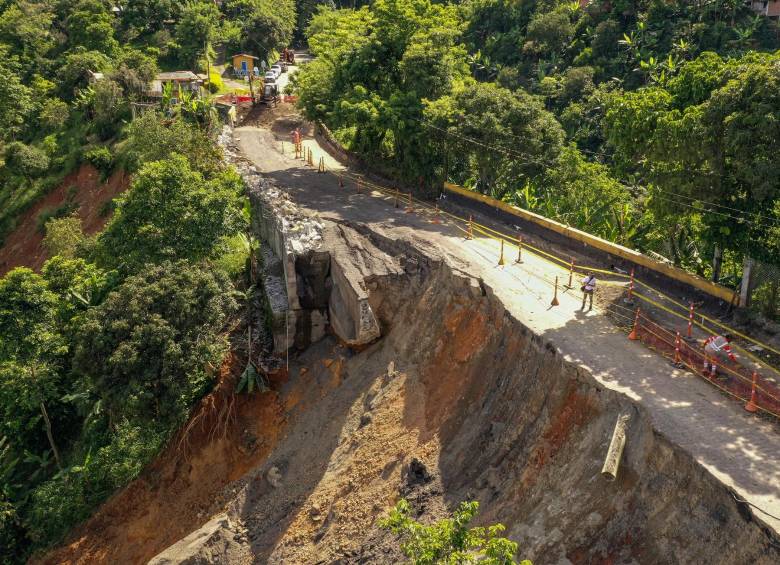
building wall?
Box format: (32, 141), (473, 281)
(233, 56), (255, 71)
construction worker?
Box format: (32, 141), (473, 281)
(580, 272), (596, 311)
(702, 333), (737, 377)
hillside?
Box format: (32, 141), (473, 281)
(1, 0), (780, 563)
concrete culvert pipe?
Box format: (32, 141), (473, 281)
(602, 414), (630, 481)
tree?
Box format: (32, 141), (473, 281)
(425, 80), (564, 199)
(89, 79), (127, 139)
(3, 142), (49, 182)
(175, 0), (223, 68)
(119, 0), (179, 36)
(121, 111), (225, 175)
(96, 154), (245, 271)
(380, 499), (530, 565)
(0, 50), (34, 141)
(0, 269), (66, 470)
(57, 49), (112, 99)
(38, 97), (69, 131)
(72, 261), (237, 428)
(42, 215), (84, 259)
(0, 0), (56, 75)
(65, 0), (119, 55)
(223, 0), (297, 61)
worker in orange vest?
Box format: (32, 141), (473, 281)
(702, 333), (737, 377)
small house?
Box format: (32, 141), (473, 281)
(232, 53), (260, 77)
(148, 71), (203, 97)
(749, 0), (780, 18)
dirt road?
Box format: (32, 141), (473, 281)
(236, 113), (780, 535)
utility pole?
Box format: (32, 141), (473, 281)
(204, 40), (210, 92)
(248, 68), (255, 105)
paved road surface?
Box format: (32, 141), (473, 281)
(236, 121), (780, 534)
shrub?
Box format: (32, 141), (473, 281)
(4, 142), (50, 181)
(39, 98), (69, 130)
(83, 146), (113, 176)
(43, 216), (84, 258)
(208, 70), (224, 93)
(380, 499), (530, 565)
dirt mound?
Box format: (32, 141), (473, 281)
(43, 221), (780, 565)
(0, 164), (130, 277)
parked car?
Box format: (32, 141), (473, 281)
(271, 64), (282, 77)
(276, 61), (288, 72)
(264, 71), (276, 84)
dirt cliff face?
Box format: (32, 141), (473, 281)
(153, 222), (779, 564)
(43, 214), (780, 564)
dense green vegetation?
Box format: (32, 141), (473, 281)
(293, 0), (780, 317)
(0, 1), (301, 561)
(380, 498), (531, 564)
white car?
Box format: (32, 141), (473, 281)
(271, 64), (282, 77)
(264, 71), (276, 84)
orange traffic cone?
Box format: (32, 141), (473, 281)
(745, 371), (759, 413)
(628, 308), (640, 340)
(431, 204), (442, 224)
(498, 239), (505, 266)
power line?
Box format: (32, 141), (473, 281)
(413, 117), (780, 229)
(649, 187), (780, 226)
(447, 112), (610, 158)
(411, 117), (556, 169)
(649, 193), (780, 228)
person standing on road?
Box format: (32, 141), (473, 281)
(703, 333), (737, 377)
(580, 272), (596, 311)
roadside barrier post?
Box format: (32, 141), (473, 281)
(566, 259), (575, 289)
(318, 156), (325, 173)
(673, 331), (682, 366)
(339, 175), (344, 188)
(405, 192), (414, 213)
(431, 203), (442, 224)
(308, 149), (314, 166)
(745, 372), (759, 413)
(687, 302), (695, 338)
(628, 268), (636, 301)
(628, 308), (640, 340)
(356, 178), (361, 193)
(498, 239), (505, 266)
(394, 188), (400, 208)
(551, 277), (560, 307)
(516, 235), (523, 263)
(466, 215), (473, 240)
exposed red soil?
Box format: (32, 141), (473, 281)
(0, 164), (130, 277)
(37, 353), (288, 565)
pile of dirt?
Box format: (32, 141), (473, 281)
(0, 164), (130, 277)
(43, 219), (780, 565)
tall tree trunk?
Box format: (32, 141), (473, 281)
(40, 401), (62, 471)
(739, 256), (754, 308)
(711, 244), (723, 283)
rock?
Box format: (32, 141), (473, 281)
(359, 413), (372, 428)
(147, 514), (246, 565)
(267, 466), (283, 488)
(406, 458), (432, 486)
